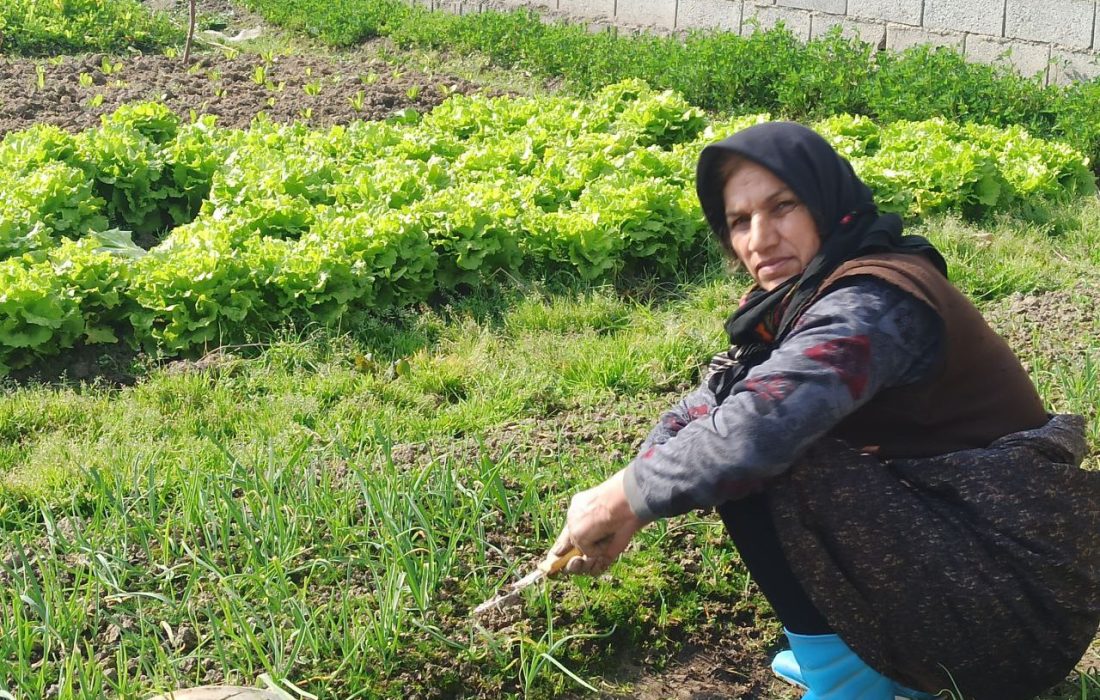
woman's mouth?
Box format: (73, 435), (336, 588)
(757, 258), (794, 278)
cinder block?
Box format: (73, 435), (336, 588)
(885, 23), (965, 51)
(965, 35), (1052, 80)
(677, 0), (743, 32)
(848, 0), (922, 26)
(617, 0), (678, 28)
(924, 0), (1004, 37)
(744, 4), (812, 40)
(558, 0), (615, 19)
(1005, 0), (1094, 50)
(775, 0), (844, 14)
(811, 13), (887, 47)
(1049, 49), (1100, 84)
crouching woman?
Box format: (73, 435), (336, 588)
(550, 122), (1100, 700)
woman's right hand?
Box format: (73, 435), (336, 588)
(550, 468), (649, 576)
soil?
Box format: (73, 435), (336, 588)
(0, 48), (480, 139)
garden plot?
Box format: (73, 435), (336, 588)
(0, 52), (480, 138)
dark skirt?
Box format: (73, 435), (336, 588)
(768, 414), (1100, 700)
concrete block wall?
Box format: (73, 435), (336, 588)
(445, 0), (1100, 85)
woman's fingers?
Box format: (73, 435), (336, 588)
(550, 523), (575, 557)
(565, 552), (608, 575)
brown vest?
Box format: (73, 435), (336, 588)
(817, 253), (1048, 458)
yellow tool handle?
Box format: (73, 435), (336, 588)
(537, 545), (582, 576)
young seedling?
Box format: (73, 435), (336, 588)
(348, 90), (366, 112)
(100, 56), (122, 75)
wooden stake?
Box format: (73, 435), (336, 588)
(183, 0), (197, 64)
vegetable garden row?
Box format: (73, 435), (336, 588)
(1, 80), (1094, 374)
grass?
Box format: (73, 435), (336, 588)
(2, 198), (1099, 697)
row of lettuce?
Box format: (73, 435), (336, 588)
(0, 81), (1095, 373)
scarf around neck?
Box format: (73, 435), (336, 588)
(694, 122), (948, 401)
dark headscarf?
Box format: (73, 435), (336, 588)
(695, 122), (947, 401)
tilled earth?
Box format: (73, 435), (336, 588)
(0, 50), (480, 138)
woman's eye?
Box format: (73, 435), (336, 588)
(776, 200), (796, 213)
(728, 216), (749, 231)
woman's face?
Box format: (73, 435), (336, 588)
(722, 159), (821, 291)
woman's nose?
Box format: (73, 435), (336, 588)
(747, 214), (777, 251)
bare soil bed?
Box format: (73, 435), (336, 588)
(0, 50), (480, 138)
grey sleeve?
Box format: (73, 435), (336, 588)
(623, 277), (944, 521)
(636, 378), (718, 453)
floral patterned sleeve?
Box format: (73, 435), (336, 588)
(623, 276), (944, 521)
(636, 379), (719, 453)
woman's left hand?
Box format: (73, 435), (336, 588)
(550, 468), (649, 576)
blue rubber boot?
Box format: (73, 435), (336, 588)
(772, 643), (939, 699)
(782, 630), (894, 700)
(771, 648), (807, 689)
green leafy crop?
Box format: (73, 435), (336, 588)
(0, 85), (1093, 371)
(0, 0), (179, 56)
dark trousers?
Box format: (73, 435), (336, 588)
(717, 491), (833, 635)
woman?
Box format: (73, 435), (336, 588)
(550, 122), (1100, 700)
